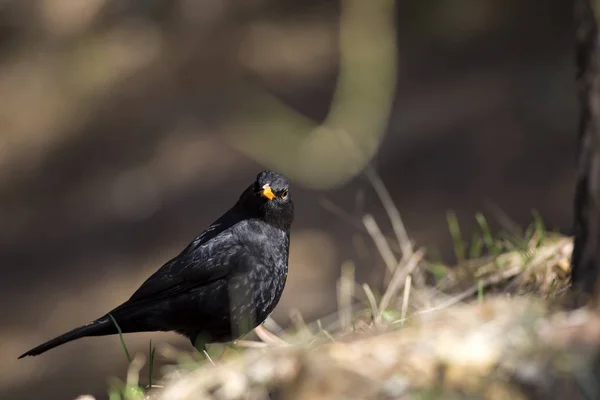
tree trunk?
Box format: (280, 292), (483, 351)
(571, 0), (600, 306)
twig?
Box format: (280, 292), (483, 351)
(317, 320), (336, 342)
(254, 325), (289, 346)
(416, 265), (523, 315)
(502, 237), (572, 292)
(289, 309), (314, 341)
(362, 283), (380, 322)
(234, 340), (271, 348)
(337, 261), (356, 331)
(417, 240), (568, 316)
(126, 353), (145, 389)
(330, 129), (412, 261)
(363, 214), (397, 272)
(263, 317), (283, 335)
(319, 197), (402, 253)
(379, 250), (424, 314)
(363, 166), (414, 262)
(304, 300), (364, 334)
(400, 275), (412, 324)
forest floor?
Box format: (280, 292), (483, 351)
(91, 208), (600, 400)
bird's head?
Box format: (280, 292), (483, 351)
(239, 170), (294, 230)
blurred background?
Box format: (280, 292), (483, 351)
(0, 0), (577, 399)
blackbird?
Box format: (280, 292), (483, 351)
(19, 170), (294, 358)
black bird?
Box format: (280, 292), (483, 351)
(19, 170), (294, 358)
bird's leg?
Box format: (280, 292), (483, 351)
(193, 337), (215, 365)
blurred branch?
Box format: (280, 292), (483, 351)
(224, 0), (398, 189)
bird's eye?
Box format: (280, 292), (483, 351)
(280, 188), (288, 199)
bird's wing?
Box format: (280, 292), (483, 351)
(121, 222), (242, 306)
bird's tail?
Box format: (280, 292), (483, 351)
(18, 316), (117, 359)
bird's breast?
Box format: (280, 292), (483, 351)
(231, 221), (290, 325)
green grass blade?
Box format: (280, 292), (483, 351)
(475, 212), (501, 255)
(446, 211), (465, 262)
(108, 313), (132, 364)
(477, 280), (484, 303)
(148, 340), (156, 388)
(532, 209), (546, 247)
(469, 233), (483, 259)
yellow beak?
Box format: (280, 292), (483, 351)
(260, 185), (276, 200)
